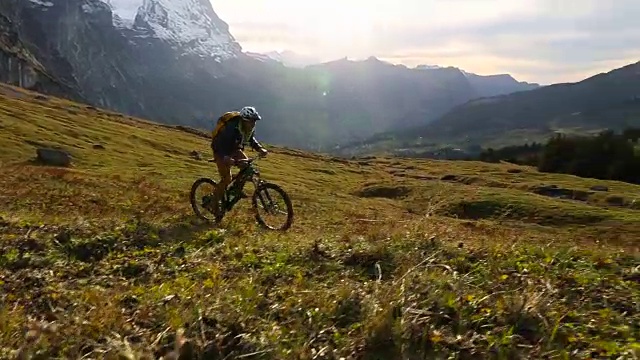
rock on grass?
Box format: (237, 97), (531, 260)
(36, 148), (71, 167)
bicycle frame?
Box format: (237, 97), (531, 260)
(223, 155), (265, 210)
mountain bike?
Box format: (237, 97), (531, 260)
(189, 154), (294, 231)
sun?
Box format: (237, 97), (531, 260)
(213, 0), (384, 56)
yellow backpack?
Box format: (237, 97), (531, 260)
(211, 111), (240, 140)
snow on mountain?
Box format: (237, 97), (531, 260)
(27, 0), (54, 9)
(245, 51), (278, 64)
(130, 0), (241, 59)
(246, 50), (323, 68)
(104, 0), (140, 25)
(93, 0), (136, 29)
(262, 51), (284, 63)
(415, 64), (443, 70)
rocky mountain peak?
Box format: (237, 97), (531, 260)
(132, 0), (241, 59)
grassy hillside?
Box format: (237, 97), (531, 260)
(0, 84), (639, 359)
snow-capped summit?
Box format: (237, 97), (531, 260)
(132, 0), (241, 59)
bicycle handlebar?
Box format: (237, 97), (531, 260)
(235, 152), (266, 166)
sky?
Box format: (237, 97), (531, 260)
(110, 0), (640, 85)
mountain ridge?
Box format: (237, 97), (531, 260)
(248, 50), (541, 97)
(336, 60), (640, 157)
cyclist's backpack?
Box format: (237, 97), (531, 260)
(211, 111), (240, 140)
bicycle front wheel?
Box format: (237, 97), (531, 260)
(252, 182), (294, 231)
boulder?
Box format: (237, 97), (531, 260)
(36, 148), (71, 167)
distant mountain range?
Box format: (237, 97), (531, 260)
(5, 0), (627, 156)
(338, 61), (640, 156)
(248, 51), (541, 98)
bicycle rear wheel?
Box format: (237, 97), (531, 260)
(252, 182), (294, 231)
(190, 178), (223, 222)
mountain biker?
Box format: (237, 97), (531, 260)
(210, 106), (268, 215)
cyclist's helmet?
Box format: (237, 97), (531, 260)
(239, 106), (261, 121)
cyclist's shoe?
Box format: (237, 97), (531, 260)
(207, 194), (222, 217)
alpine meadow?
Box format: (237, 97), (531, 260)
(1, 82), (639, 358)
(1, 0), (640, 358)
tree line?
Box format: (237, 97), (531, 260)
(477, 128), (640, 184)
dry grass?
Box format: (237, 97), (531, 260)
(0, 83), (639, 359)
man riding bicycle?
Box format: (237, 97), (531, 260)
(210, 106), (268, 215)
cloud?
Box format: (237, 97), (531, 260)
(214, 0), (640, 84)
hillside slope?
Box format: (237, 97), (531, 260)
(426, 61), (640, 143)
(0, 84), (639, 358)
(342, 61), (640, 156)
(462, 71), (540, 98)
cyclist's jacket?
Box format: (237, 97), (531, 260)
(211, 112), (264, 156)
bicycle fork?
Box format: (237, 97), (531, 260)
(252, 180), (277, 214)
